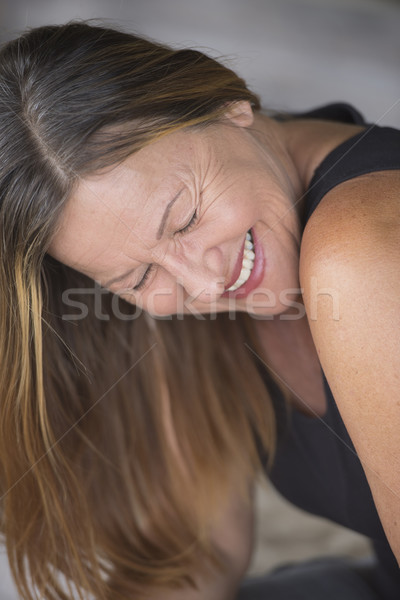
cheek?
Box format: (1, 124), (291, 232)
(114, 292), (175, 318)
(210, 196), (255, 237)
(142, 287), (181, 317)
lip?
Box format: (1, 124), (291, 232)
(223, 235), (247, 292)
(221, 228), (265, 299)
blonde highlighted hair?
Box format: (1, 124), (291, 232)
(0, 21), (286, 599)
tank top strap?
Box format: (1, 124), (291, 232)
(302, 121), (400, 227)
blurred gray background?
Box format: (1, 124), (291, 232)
(1, 0), (399, 125)
(0, 0), (399, 597)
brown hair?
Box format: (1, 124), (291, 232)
(0, 21), (286, 599)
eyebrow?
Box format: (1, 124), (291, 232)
(102, 189), (183, 289)
(156, 189), (183, 240)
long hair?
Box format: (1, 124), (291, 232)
(0, 21), (287, 599)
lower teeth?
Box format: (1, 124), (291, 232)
(227, 230), (255, 291)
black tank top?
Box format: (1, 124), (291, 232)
(262, 103), (400, 599)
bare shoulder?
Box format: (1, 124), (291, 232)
(299, 167), (400, 376)
(300, 169), (400, 284)
(299, 169), (400, 562)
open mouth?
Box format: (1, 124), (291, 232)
(226, 230), (255, 292)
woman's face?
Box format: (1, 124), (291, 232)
(49, 104), (303, 318)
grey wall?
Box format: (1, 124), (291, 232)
(1, 0), (399, 126)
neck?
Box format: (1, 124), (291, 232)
(251, 112), (306, 217)
(272, 115), (366, 192)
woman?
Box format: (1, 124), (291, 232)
(0, 20), (399, 600)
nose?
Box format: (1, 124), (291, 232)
(160, 246), (225, 303)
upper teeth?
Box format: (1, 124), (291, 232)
(226, 231), (255, 292)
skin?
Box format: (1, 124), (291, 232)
(300, 170), (400, 565)
(50, 102), (362, 416)
(48, 102), (364, 417)
(49, 101), (400, 590)
(49, 103), (365, 321)
(48, 101), (365, 419)
(49, 102), (320, 318)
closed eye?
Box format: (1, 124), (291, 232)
(125, 210), (199, 293)
(131, 264), (153, 292)
(176, 209), (198, 234)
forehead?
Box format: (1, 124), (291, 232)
(47, 128), (205, 277)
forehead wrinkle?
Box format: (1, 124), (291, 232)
(72, 229), (126, 280)
(63, 130), (204, 282)
(118, 185), (160, 255)
(56, 193), (135, 280)
(86, 161), (160, 260)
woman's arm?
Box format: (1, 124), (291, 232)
(300, 170), (400, 563)
(144, 480), (255, 600)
